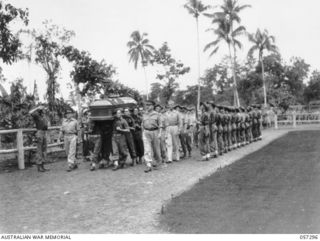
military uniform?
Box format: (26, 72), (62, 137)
(123, 114), (137, 165)
(60, 115), (79, 171)
(216, 108), (224, 155)
(111, 116), (129, 170)
(208, 103), (218, 158)
(179, 107), (190, 159)
(86, 119), (102, 171)
(29, 106), (49, 172)
(183, 108), (193, 157)
(231, 108), (238, 149)
(199, 104), (210, 160)
(165, 108), (181, 163)
(142, 104), (162, 172)
(132, 113), (144, 162)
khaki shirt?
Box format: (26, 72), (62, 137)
(142, 110), (162, 130)
(165, 110), (181, 127)
(61, 118), (78, 135)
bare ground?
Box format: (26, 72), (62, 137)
(0, 129), (288, 233)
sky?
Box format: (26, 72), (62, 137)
(2, 0), (320, 101)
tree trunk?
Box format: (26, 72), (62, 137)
(75, 83), (83, 159)
(228, 43), (239, 107)
(260, 53), (267, 107)
(196, 17), (201, 119)
(232, 44), (240, 107)
(143, 65), (149, 100)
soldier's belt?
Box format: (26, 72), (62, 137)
(89, 134), (100, 138)
(144, 127), (159, 131)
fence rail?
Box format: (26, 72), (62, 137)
(275, 113), (320, 129)
(0, 126), (64, 170)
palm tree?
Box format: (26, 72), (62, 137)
(248, 29), (278, 107)
(207, 0), (250, 106)
(127, 31), (154, 100)
(184, 0), (209, 115)
(204, 19), (246, 106)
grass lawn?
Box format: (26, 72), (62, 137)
(160, 130), (320, 234)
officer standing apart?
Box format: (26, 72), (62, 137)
(142, 100), (162, 173)
(58, 109), (79, 172)
(29, 105), (50, 172)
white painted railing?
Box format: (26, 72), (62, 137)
(275, 112), (320, 129)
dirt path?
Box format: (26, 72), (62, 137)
(0, 129), (287, 233)
(160, 130), (320, 234)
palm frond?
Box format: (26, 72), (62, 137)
(203, 39), (220, 52)
(209, 46), (219, 57)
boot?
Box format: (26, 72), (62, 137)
(90, 163), (96, 171)
(37, 164), (45, 172)
(188, 151), (192, 158)
(131, 158), (136, 166)
(40, 163), (49, 171)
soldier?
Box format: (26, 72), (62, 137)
(239, 107), (246, 146)
(179, 106), (190, 159)
(184, 107), (193, 157)
(230, 107), (238, 150)
(216, 105), (224, 155)
(221, 106), (229, 153)
(198, 102), (210, 161)
(247, 106), (253, 143)
(165, 102), (182, 163)
(155, 104), (168, 163)
(29, 105), (50, 172)
(111, 108), (130, 171)
(123, 107), (137, 166)
(58, 109), (79, 172)
(256, 105), (263, 140)
(251, 105), (259, 141)
(208, 101), (218, 158)
(142, 100), (162, 173)
(235, 107), (242, 147)
(132, 107), (144, 164)
(225, 107), (232, 152)
(86, 117), (102, 171)
(188, 108), (197, 146)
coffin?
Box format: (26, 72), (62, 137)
(89, 97), (137, 121)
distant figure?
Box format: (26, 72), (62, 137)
(29, 105), (50, 172)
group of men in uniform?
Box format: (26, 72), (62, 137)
(197, 101), (262, 161)
(29, 99), (262, 174)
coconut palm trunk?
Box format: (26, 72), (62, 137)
(260, 53), (267, 107)
(196, 16), (201, 118)
(143, 65), (149, 100)
(228, 43), (239, 107)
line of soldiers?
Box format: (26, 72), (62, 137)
(29, 100), (262, 173)
(198, 101), (262, 161)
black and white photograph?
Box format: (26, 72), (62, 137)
(0, 0), (320, 238)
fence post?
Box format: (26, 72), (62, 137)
(274, 115), (278, 129)
(17, 129), (25, 170)
(293, 112), (296, 128)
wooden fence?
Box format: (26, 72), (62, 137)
(275, 112), (320, 129)
(0, 127), (64, 170)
